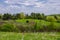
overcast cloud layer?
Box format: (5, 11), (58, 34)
(0, 0), (60, 15)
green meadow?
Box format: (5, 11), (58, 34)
(0, 32), (60, 40)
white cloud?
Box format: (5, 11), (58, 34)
(0, 0), (60, 15)
(4, 0), (38, 4)
(4, 1), (9, 3)
(4, 0), (42, 6)
(34, 2), (45, 7)
(8, 5), (20, 9)
(4, 0), (45, 7)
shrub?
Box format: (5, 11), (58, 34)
(53, 24), (60, 32)
(47, 22), (60, 32)
(16, 22), (35, 32)
(46, 16), (57, 22)
(0, 23), (18, 32)
(47, 22), (55, 31)
(34, 21), (44, 32)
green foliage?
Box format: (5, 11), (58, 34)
(15, 13), (21, 19)
(0, 23), (18, 32)
(47, 22), (55, 31)
(16, 20), (35, 32)
(0, 12), (60, 32)
(0, 19), (60, 32)
(30, 13), (45, 19)
(15, 12), (25, 19)
(0, 12), (60, 22)
(46, 16), (57, 22)
(15, 19), (60, 32)
(25, 14), (31, 19)
(20, 12), (25, 19)
(2, 13), (12, 20)
(56, 16), (60, 22)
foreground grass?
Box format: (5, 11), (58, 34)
(0, 32), (60, 40)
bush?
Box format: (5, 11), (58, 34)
(0, 23), (18, 32)
(34, 21), (60, 32)
(46, 22), (60, 32)
(46, 16), (57, 22)
(16, 21), (35, 32)
(53, 24), (60, 32)
(47, 22), (55, 31)
(34, 21), (45, 32)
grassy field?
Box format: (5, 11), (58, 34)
(0, 19), (60, 40)
(0, 32), (60, 40)
(3, 19), (60, 26)
(16, 19), (60, 24)
(16, 19), (60, 28)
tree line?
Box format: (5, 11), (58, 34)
(0, 12), (60, 22)
(0, 12), (45, 20)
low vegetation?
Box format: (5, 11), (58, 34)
(0, 13), (60, 32)
(0, 32), (60, 40)
(0, 13), (60, 40)
(0, 19), (60, 32)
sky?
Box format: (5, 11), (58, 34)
(0, 0), (60, 15)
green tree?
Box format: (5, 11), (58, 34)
(2, 13), (12, 20)
(16, 12), (25, 19)
(20, 12), (25, 19)
(55, 16), (60, 22)
(31, 12), (36, 19)
(36, 13), (45, 20)
(16, 13), (20, 19)
(25, 14), (31, 19)
(46, 16), (57, 22)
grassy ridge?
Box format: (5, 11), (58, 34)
(0, 19), (60, 32)
(16, 19), (60, 27)
(0, 32), (60, 40)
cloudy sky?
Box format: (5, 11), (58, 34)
(0, 0), (60, 15)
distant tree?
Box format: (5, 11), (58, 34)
(25, 14), (31, 19)
(41, 13), (45, 19)
(11, 14), (17, 20)
(31, 12), (36, 19)
(30, 13), (45, 20)
(16, 12), (25, 19)
(37, 13), (45, 20)
(15, 13), (20, 19)
(36, 13), (41, 19)
(20, 12), (25, 19)
(2, 13), (12, 20)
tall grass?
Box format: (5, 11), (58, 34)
(0, 32), (60, 40)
